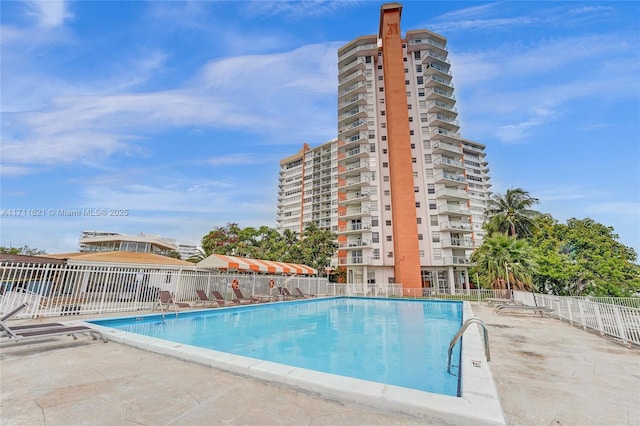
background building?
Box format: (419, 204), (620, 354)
(79, 231), (198, 260)
(278, 3), (492, 292)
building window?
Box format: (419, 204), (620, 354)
(412, 157), (417, 163)
(370, 143), (376, 152)
(419, 250), (425, 257)
(405, 80), (410, 85)
(386, 235), (392, 241)
(383, 162), (388, 168)
(372, 216), (379, 227)
(414, 51), (420, 60)
(416, 202), (421, 208)
(386, 220), (392, 226)
(424, 154), (432, 163)
(430, 215), (438, 225)
(385, 205), (391, 211)
(411, 143), (415, 149)
(418, 234), (423, 240)
(409, 117), (413, 122)
(417, 76), (424, 84)
(382, 148), (387, 154)
(408, 104), (412, 109)
(427, 184), (435, 194)
(418, 89), (425, 97)
(432, 231), (440, 243)
(373, 249), (380, 259)
(405, 68), (409, 73)
(372, 232), (380, 243)
(378, 65), (382, 70)
(410, 130), (414, 135)
(379, 87), (384, 92)
(414, 186), (419, 192)
(381, 111), (385, 116)
(433, 248), (442, 260)
(429, 201), (437, 210)
(383, 176), (389, 182)
(378, 76), (383, 81)
(381, 123), (386, 128)
(417, 217), (422, 224)
(365, 56), (372, 63)
(369, 132), (375, 139)
(416, 65), (422, 73)
(382, 135), (387, 141)
(387, 252), (394, 258)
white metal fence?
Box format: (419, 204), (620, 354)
(0, 261), (329, 319)
(511, 291), (640, 347)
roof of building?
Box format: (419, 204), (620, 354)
(45, 251), (195, 267)
(79, 233), (178, 251)
(0, 253), (67, 264)
(197, 254), (317, 275)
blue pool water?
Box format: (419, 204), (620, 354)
(92, 298), (463, 396)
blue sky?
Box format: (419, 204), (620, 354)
(1, 1), (639, 256)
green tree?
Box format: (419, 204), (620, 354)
(201, 222), (241, 256)
(484, 188), (540, 237)
(470, 233), (537, 290)
(167, 250), (182, 259)
(186, 248), (207, 263)
(297, 223), (338, 273)
(0, 245), (47, 255)
(527, 216), (640, 296)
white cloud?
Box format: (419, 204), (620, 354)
(25, 0), (72, 29)
(245, 1), (361, 19)
(586, 202), (640, 217)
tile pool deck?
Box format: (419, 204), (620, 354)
(1, 302), (639, 425)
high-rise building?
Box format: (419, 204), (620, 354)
(277, 3), (491, 292)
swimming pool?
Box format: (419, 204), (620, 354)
(92, 298), (463, 396)
(88, 298), (505, 424)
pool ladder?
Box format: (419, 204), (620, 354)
(447, 317), (490, 374)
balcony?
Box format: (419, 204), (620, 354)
(408, 38), (447, 53)
(424, 61), (451, 76)
(435, 172), (465, 185)
(442, 256), (472, 266)
(430, 128), (462, 144)
(338, 206), (371, 219)
(339, 239), (370, 249)
(429, 113), (459, 131)
(427, 100), (457, 114)
(338, 43), (377, 64)
(339, 81), (368, 98)
(425, 88), (455, 103)
(338, 175), (371, 191)
(338, 160), (369, 177)
(338, 106), (368, 123)
(338, 256), (367, 265)
(341, 191), (371, 206)
(340, 145), (370, 160)
(441, 238), (475, 249)
(338, 93), (368, 111)
(338, 57), (366, 74)
(425, 74), (454, 90)
(338, 70), (366, 88)
(438, 203), (471, 216)
(439, 221), (473, 233)
(338, 222), (371, 233)
(432, 142), (462, 156)
(433, 156), (464, 171)
(421, 50), (450, 64)
(436, 187), (468, 200)
(339, 118), (368, 138)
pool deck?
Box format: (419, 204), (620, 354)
(1, 302), (639, 426)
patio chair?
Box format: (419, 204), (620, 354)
(195, 290), (220, 308)
(279, 287), (301, 300)
(0, 304), (107, 344)
(232, 288), (259, 304)
(495, 304), (552, 317)
(294, 288), (315, 298)
(211, 291), (236, 307)
(157, 291), (191, 311)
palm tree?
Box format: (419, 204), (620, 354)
(484, 188), (540, 237)
(470, 233), (537, 290)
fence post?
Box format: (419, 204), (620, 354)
(612, 306), (628, 346)
(593, 303), (605, 336)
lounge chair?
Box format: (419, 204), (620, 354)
(280, 287), (301, 300)
(211, 291), (236, 307)
(495, 304), (552, 317)
(294, 288), (315, 298)
(157, 291), (191, 311)
(0, 304), (107, 344)
(195, 290), (220, 308)
(232, 288), (259, 304)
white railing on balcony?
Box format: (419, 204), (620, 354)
(339, 81), (367, 97)
(428, 100), (456, 112)
(425, 62), (451, 75)
(346, 191), (370, 200)
(409, 38), (447, 51)
(339, 206), (370, 217)
(339, 70), (365, 86)
(426, 87), (455, 100)
(440, 221), (472, 231)
(431, 113), (459, 126)
(339, 240), (370, 248)
(442, 256), (472, 265)
(441, 238), (475, 248)
(345, 118), (368, 130)
(338, 43), (377, 62)
(422, 50), (449, 63)
(338, 222), (371, 232)
(338, 57), (365, 74)
(435, 172), (466, 183)
(438, 203), (471, 214)
(339, 106), (366, 121)
(431, 127), (462, 140)
(434, 157), (464, 168)
(436, 187), (468, 198)
(339, 93), (367, 109)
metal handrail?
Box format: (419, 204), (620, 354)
(447, 317), (490, 374)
